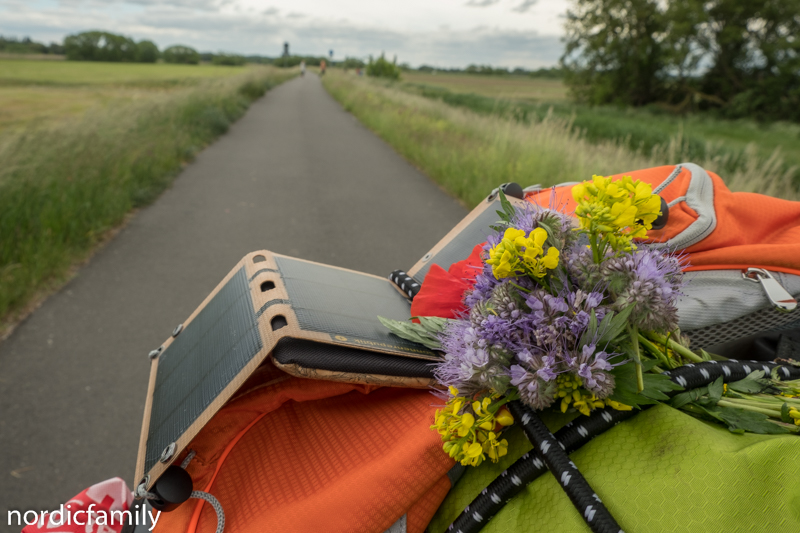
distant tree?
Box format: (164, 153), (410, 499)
(64, 31), (139, 62)
(563, 0), (800, 120)
(163, 45), (200, 65)
(271, 55), (324, 67)
(466, 64), (510, 76)
(562, 0), (668, 106)
(0, 35), (51, 54)
(528, 67), (565, 78)
(212, 53), (246, 66)
(339, 57), (366, 70)
(664, 0), (800, 120)
(367, 53), (401, 80)
(136, 40), (159, 63)
(48, 42), (65, 55)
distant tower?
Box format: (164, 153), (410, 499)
(282, 42), (290, 57)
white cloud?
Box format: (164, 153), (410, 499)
(512, 0), (538, 13)
(0, 0), (568, 67)
(465, 0), (501, 7)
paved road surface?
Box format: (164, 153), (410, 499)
(0, 74), (466, 524)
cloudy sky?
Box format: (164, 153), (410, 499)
(0, 0), (569, 68)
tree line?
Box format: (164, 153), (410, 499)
(562, 0), (800, 121)
(63, 31), (249, 65)
(0, 35), (64, 55)
(1, 31), (248, 65)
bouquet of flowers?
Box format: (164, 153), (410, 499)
(382, 174), (800, 469)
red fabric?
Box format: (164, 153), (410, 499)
(410, 244), (484, 319)
(21, 478), (133, 532)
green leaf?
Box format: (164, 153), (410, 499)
(536, 218), (562, 250)
(715, 405), (791, 434)
(608, 360), (683, 408)
(669, 386), (709, 409)
(596, 305), (634, 346)
(727, 370), (768, 394)
(494, 190), (517, 225)
(414, 316), (450, 335)
(377, 316), (446, 351)
(707, 376), (724, 403)
(781, 402), (792, 424)
(679, 402), (791, 435)
(500, 190), (516, 216)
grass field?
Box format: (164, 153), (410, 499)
(401, 71), (568, 102)
(390, 71), (800, 183)
(0, 59), (247, 85)
(0, 60), (253, 131)
(0, 60), (295, 331)
(322, 71), (797, 209)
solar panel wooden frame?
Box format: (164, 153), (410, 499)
(134, 194), (528, 491)
(135, 251), (438, 489)
(407, 194), (529, 283)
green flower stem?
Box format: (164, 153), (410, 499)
(637, 333), (671, 369)
(508, 281), (531, 294)
(722, 397), (784, 410)
(645, 331), (704, 364)
(589, 232), (600, 264)
(717, 399), (782, 418)
(757, 394), (800, 405)
(627, 324), (645, 393)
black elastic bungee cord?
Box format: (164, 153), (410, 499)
(389, 270), (421, 298)
(508, 401), (624, 533)
(446, 359), (800, 533)
(388, 267), (800, 532)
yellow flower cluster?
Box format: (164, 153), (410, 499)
(572, 175), (662, 252)
(788, 406), (800, 426)
(486, 227), (560, 280)
(556, 374), (631, 416)
(432, 387), (514, 466)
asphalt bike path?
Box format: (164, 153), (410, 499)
(0, 74), (466, 523)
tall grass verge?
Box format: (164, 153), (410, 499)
(322, 72), (798, 208)
(0, 66), (295, 327)
(396, 81), (800, 183)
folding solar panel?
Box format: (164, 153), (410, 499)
(135, 193), (527, 491)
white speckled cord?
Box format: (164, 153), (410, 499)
(190, 491), (225, 533)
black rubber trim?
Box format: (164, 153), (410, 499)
(450, 359), (800, 533)
(272, 337), (435, 378)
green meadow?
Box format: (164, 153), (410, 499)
(389, 71), (800, 189)
(322, 70), (797, 210)
(0, 60), (295, 332)
(0, 60), (255, 131)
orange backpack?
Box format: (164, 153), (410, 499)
(153, 365), (454, 533)
(150, 162), (800, 533)
(525, 162), (800, 356)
